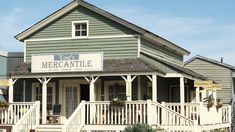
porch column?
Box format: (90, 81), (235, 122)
(137, 76), (141, 100)
(152, 75), (157, 102)
(38, 78), (51, 124)
(146, 75), (158, 102)
(84, 76), (99, 102)
(8, 78), (18, 103)
(122, 75), (136, 101)
(180, 77), (185, 115)
(195, 86), (200, 103)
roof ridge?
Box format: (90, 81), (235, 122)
(185, 55), (235, 70)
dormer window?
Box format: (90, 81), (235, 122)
(72, 21), (89, 37)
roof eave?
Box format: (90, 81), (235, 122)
(15, 0), (79, 41)
(15, 0), (190, 56)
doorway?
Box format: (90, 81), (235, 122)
(80, 84), (90, 101)
(65, 84), (79, 118)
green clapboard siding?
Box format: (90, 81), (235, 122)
(140, 53), (177, 73)
(0, 56), (7, 77)
(26, 36), (138, 61)
(141, 39), (183, 65)
(185, 59), (232, 104)
(27, 6), (137, 39)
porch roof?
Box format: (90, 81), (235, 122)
(10, 58), (165, 77)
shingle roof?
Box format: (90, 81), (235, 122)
(185, 55), (235, 70)
(10, 58), (165, 76)
(151, 56), (206, 79)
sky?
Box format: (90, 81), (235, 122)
(0, 0), (234, 65)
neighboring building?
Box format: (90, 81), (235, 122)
(0, 51), (23, 101)
(0, 0), (231, 131)
(185, 55), (235, 104)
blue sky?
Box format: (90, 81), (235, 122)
(0, 0), (234, 65)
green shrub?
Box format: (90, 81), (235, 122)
(124, 123), (156, 132)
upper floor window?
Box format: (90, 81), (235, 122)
(72, 21), (89, 37)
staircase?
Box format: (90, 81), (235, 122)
(63, 100), (196, 132)
(35, 125), (63, 132)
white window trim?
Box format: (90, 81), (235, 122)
(104, 80), (126, 101)
(71, 20), (89, 38)
(32, 82), (56, 108)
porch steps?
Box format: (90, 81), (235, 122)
(35, 125), (63, 132)
(81, 125), (166, 132)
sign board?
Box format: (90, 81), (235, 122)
(0, 80), (9, 86)
(194, 80), (222, 89)
(32, 52), (103, 73)
(194, 80), (213, 88)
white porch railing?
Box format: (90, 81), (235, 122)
(12, 101), (40, 132)
(63, 101), (86, 132)
(84, 101), (148, 125)
(165, 102), (200, 125)
(152, 101), (195, 131)
(0, 102), (35, 125)
(165, 102), (231, 128)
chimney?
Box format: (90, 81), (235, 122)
(220, 57), (224, 63)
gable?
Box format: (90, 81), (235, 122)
(26, 6), (137, 40)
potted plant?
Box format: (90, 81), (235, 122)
(203, 95), (214, 109)
(110, 98), (125, 107)
(0, 101), (9, 109)
(207, 100), (214, 108)
(216, 99), (223, 109)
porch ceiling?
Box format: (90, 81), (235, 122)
(10, 58), (165, 78)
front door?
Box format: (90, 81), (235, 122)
(65, 84), (79, 118)
(80, 84), (90, 101)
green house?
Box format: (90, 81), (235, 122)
(0, 0), (231, 132)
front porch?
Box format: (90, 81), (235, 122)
(0, 100), (231, 132)
(1, 59), (230, 131)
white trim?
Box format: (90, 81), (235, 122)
(137, 35), (141, 58)
(25, 34), (139, 42)
(59, 79), (88, 122)
(23, 80), (26, 102)
(32, 82), (56, 106)
(11, 71), (164, 79)
(71, 20), (89, 38)
(24, 41), (26, 62)
(16, 1), (78, 40)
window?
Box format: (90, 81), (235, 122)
(72, 21), (88, 37)
(104, 81), (126, 101)
(32, 83), (55, 111)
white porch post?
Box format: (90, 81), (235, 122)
(152, 75), (157, 102)
(137, 76), (141, 100)
(196, 86), (200, 103)
(180, 77), (185, 115)
(122, 75), (136, 101)
(146, 75), (158, 102)
(38, 78), (51, 124)
(84, 76), (99, 102)
(8, 78), (18, 103)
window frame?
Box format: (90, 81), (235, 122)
(72, 20), (89, 38)
(32, 82), (56, 111)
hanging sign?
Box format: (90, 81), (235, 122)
(0, 80), (9, 86)
(194, 80), (222, 89)
(194, 80), (213, 88)
(32, 52), (103, 73)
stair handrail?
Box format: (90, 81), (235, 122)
(63, 100), (86, 132)
(151, 101), (196, 131)
(12, 101), (40, 132)
(152, 101), (194, 123)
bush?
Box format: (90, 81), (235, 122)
(124, 123), (156, 132)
